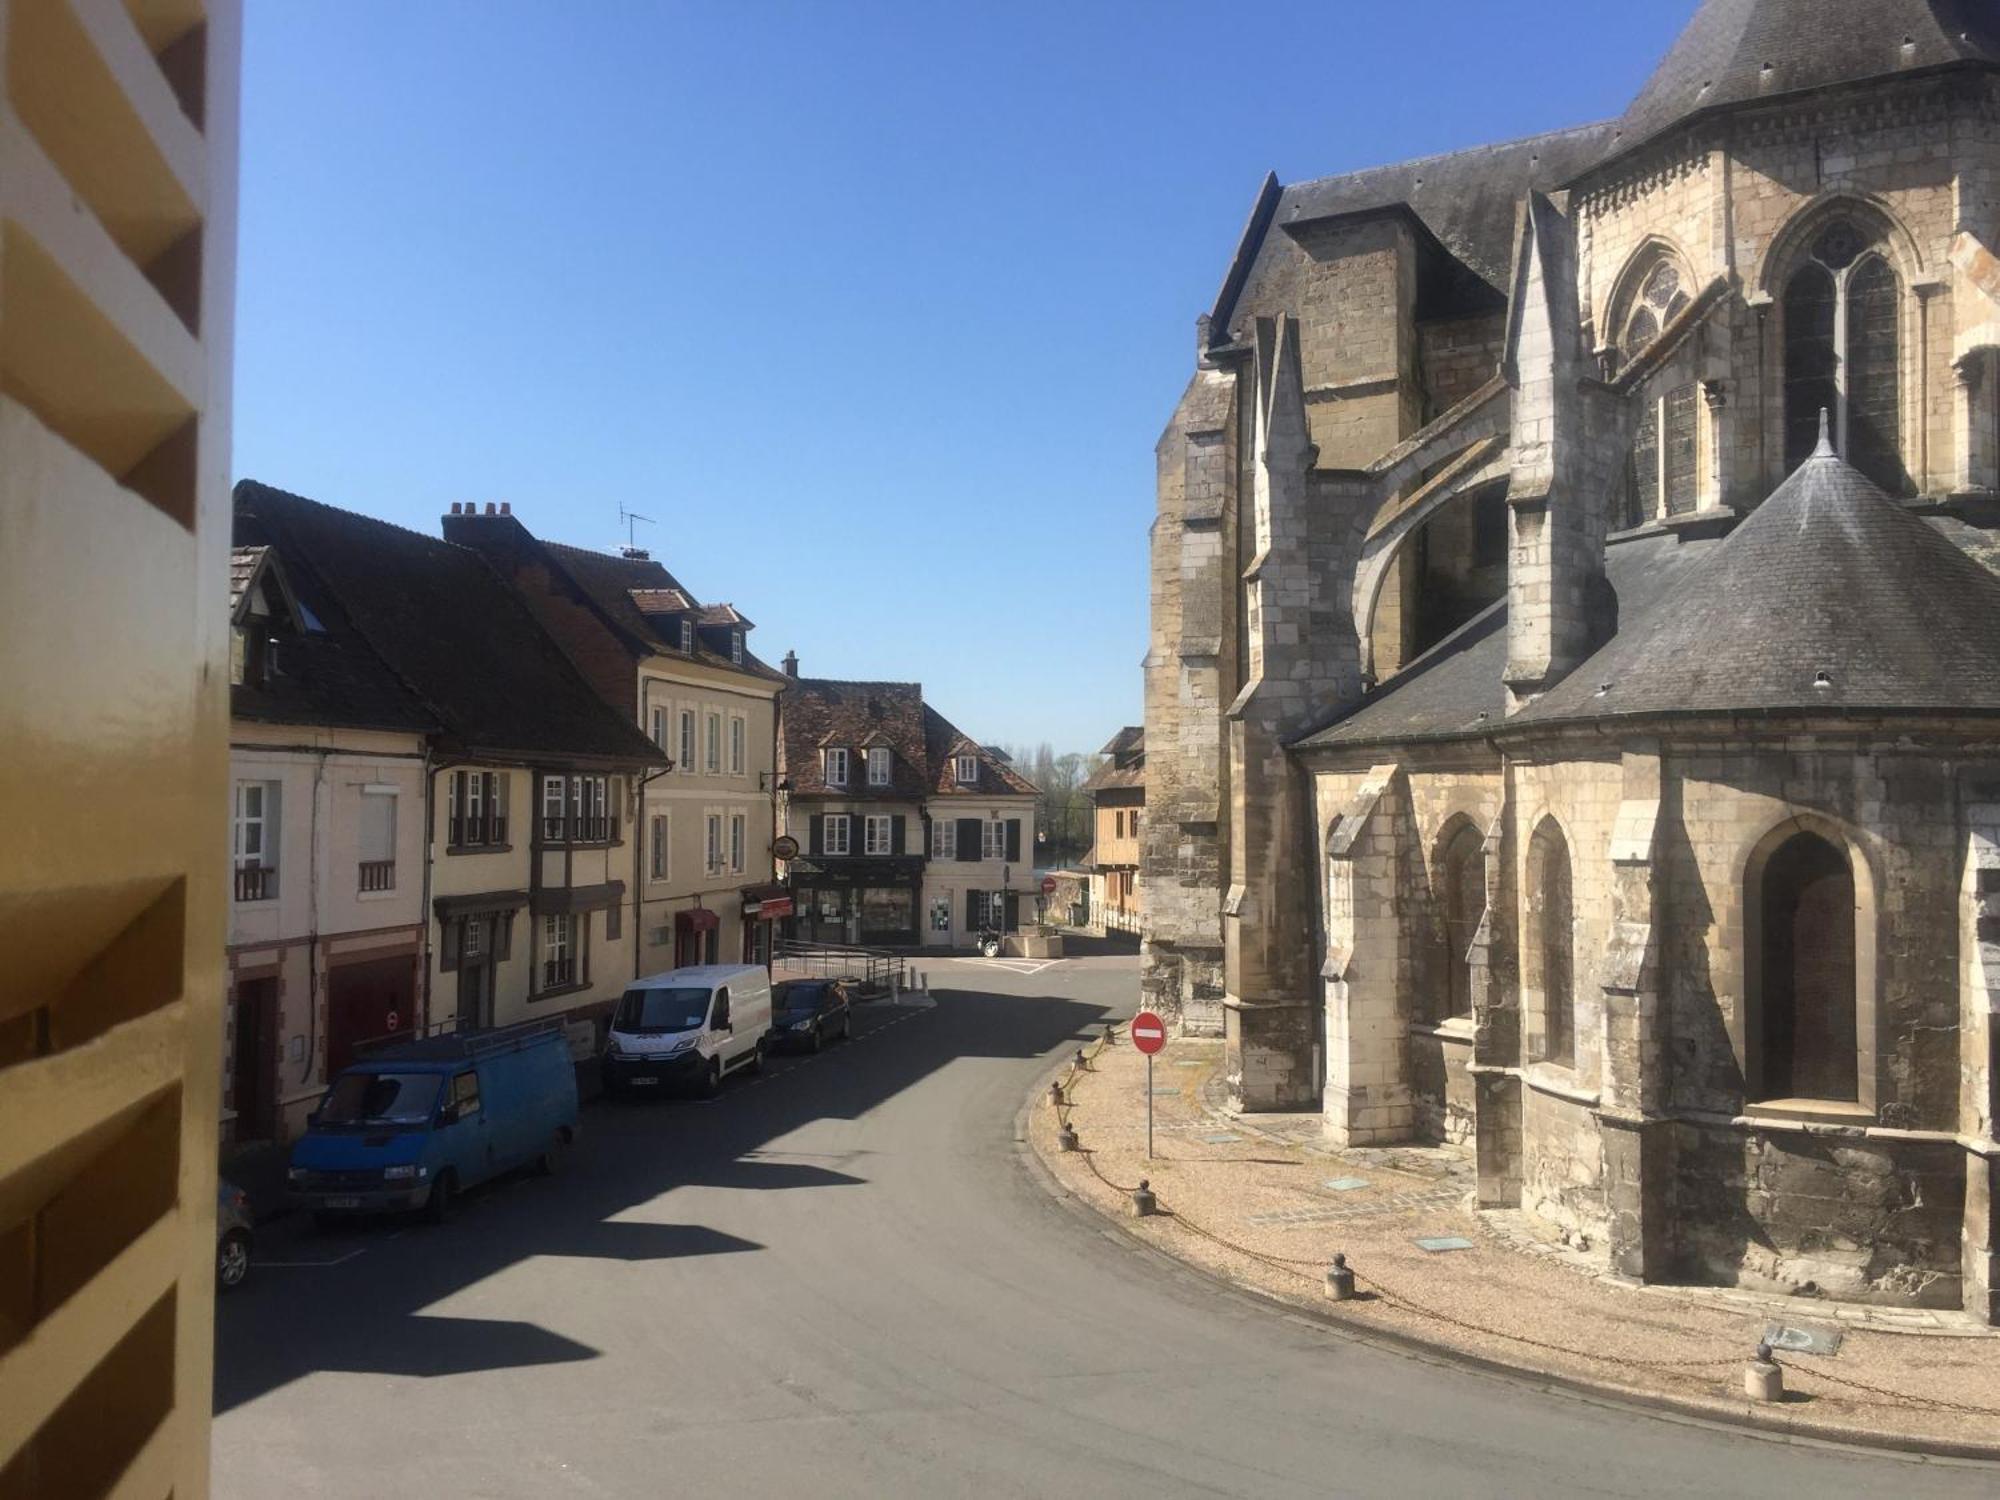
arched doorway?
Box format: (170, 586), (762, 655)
(1756, 832), (1857, 1101)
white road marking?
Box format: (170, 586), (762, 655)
(254, 1248), (367, 1268)
(946, 957), (1060, 977)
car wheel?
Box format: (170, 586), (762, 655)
(748, 1039), (765, 1075)
(538, 1128), (569, 1176)
(810, 1022), (823, 1054)
(422, 1171), (456, 1224)
(701, 1058), (722, 1098)
(216, 1229), (252, 1292)
(840, 1011), (852, 1041)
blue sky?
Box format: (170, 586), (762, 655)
(234, 1), (1691, 752)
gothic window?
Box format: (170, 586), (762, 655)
(1528, 819), (1574, 1067)
(1618, 258), (1690, 368)
(1755, 832), (1857, 1102)
(1439, 822), (1485, 1022)
(1783, 220), (1904, 490)
(1622, 383), (1698, 525)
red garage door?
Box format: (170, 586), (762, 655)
(326, 956), (414, 1078)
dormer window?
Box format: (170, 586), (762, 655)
(730, 629), (743, 665)
(867, 747), (890, 786)
(680, 619), (694, 655)
(825, 747), (849, 787)
(954, 754), (978, 785)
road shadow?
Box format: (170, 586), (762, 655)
(214, 986), (1111, 1413)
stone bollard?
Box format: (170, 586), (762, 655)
(1744, 1343), (1783, 1403)
(1325, 1252), (1355, 1302)
(1131, 1179), (1157, 1217)
(1104, 1023), (1117, 1046)
(1075, 1047), (1090, 1072)
(1057, 1123), (1080, 1152)
(1048, 1081), (1066, 1109)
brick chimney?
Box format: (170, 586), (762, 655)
(782, 650), (798, 678)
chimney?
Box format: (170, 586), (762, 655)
(782, 650), (798, 678)
(499, 502), (510, 516)
(449, 502), (462, 515)
(484, 502), (497, 516)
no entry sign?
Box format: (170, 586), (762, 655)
(1130, 1010), (1166, 1055)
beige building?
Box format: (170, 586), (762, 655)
(0, 0), (242, 1491)
(226, 545), (432, 1145)
(1147, 0), (2000, 1321)
(443, 507), (788, 972)
(234, 483), (669, 1063)
(1081, 727), (1145, 934)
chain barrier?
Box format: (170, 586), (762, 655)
(1776, 1356), (2000, 1419)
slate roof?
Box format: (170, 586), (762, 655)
(541, 541), (786, 682)
(1609, 0), (2000, 164)
(234, 482), (667, 764)
(1084, 725), (1147, 794)
(1516, 442), (2000, 727)
(776, 679), (1038, 800)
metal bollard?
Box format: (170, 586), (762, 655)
(1104, 1023), (1116, 1046)
(1325, 1252), (1355, 1302)
(1049, 1081), (1066, 1109)
(1058, 1123), (1080, 1152)
(1743, 1342), (1783, 1403)
(1075, 1046), (1090, 1072)
(1131, 1179), (1157, 1217)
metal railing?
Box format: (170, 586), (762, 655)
(233, 864), (275, 902)
(358, 859), (395, 892)
(773, 938), (908, 995)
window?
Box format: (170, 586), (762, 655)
(232, 780), (279, 901)
(1114, 810), (1125, 839)
(680, 618), (694, 655)
(825, 747), (848, 787)
(449, 770), (508, 847)
(1624, 383), (1699, 524)
(649, 813), (670, 881)
(462, 913), (485, 960)
(931, 818), (956, 859)
(930, 897), (952, 932)
(865, 814), (892, 855)
(729, 716), (746, 776)
(358, 789), (396, 893)
(679, 709), (696, 773)
(1130, 808), (1141, 836)
(650, 705), (667, 749)
(730, 629), (743, 665)
(570, 775), (610, 842)
(1755, 831), (1857, 1102)
(1438, 821), (1484, 1022)
(541, 775), (567, 842)
(706, 813), (724, 874)
(824, 814), (850, 856)
(451, 1071), (481, 1117)
(981, 819), (1005, 860)
(1617, 256), (1690, 370)
(1528, 819), (1574, 1065)
(538, 913), (580, 991)
(1783, 218), (1903, 490)
(867, 746), (890, 786)
(955, 754), (978, 785)
(706, 713), (721, 773)
(730, 812), (746, 873)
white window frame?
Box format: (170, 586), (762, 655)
(824, 814), (851, 856)
(730, 629), (743, 665)
(232, 780), (277, 896)
(729, 715), (746, 776)
(931, 818), (956, 859)
(679, 709), (696, 774)
(706, 812), (724, 874)
(982, 819), (1006, 860)
(825, 747), (848, 787)
(680, 618), (694, 654)
(650, 704), (667, 749)
(649, 812), (670, 882)
(540, 912), (577, 991)
(730, 811), (746, 873)
(955, 754), (978, 785)
(867, 746), (890, 786)
(706, 712), (722, 773)
(541, 775), (567, 842)
(864, 814), (892, 856)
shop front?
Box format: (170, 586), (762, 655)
(674, 905), (719, 967)
(787, 855), (923, 947)
(740, 882), (792, 965)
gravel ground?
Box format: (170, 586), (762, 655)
(1031, 1032), (2000, 1458)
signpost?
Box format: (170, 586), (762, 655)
(1130, 1009), (1166, 1160)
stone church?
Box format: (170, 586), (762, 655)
(1143, 0), (2000, 1320)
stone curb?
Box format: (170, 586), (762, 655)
(1018, 1047), (2000, 1469)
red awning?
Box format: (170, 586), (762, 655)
(748, 896), (793, 920)
(674, 907), (719, 932)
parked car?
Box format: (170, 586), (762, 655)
(603, 963), (772, 1098)
(216, 1178), (254, 1292)
(288, 1019), (578, 1228)
(771, 979), (852, 1053)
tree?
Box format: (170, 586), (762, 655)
(1001, 742), (1100, 867)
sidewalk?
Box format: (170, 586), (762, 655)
(1027, 1032), (2000, 1460)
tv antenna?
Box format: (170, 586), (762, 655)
(617, 502), (655, 552)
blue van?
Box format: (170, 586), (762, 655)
(288, 1019), (578, 1227)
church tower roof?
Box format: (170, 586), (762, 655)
(1516, 426), (2000, 727)
(1611, 0), (2000, 159)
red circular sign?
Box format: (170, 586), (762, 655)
(385, 1010), (401, 1032)
(1040, 876), (1057, 895)
(1129, 1010), (1167, 1055)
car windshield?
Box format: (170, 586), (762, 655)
(318, 1071), (443, 1126)
(776, 984), (827, 1015)
(615, 986), (712, 1034)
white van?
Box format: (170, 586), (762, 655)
(602, 964), (773, 1099)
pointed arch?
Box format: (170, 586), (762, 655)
(1603, 236), (1696, 377)
(1431, 814), (1487, 1024)
(1524, 816), (1575, 1067)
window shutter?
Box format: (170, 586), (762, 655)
(440, 915), (461, 973)
(966, 890), (980, 930)
(957, 818), (981, 863)
(810, 815), (824, 855)
(891, 815), (906, 855)
(1005, 819), (1021, 863)
(497, 911), (514, 961)
(611, 777), (624, 832)
(1004, 892), (1019, 931)
(607, 897), (622, 942)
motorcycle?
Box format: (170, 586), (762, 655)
(976, 927), (1002, 959)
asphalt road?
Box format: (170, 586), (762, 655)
(213, 950), (1995, 1498)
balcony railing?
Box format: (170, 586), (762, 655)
(448, 815), (507, 849)
(234, 864), (275, 902)
(359, 860), (395, 893)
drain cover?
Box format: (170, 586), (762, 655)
(1414, 1236), (1474, 1253)
(1200, 1133), (1243, 1144)
(1761, 1322), (1842, 1357)
(1323, 1177), (1370, 1192)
